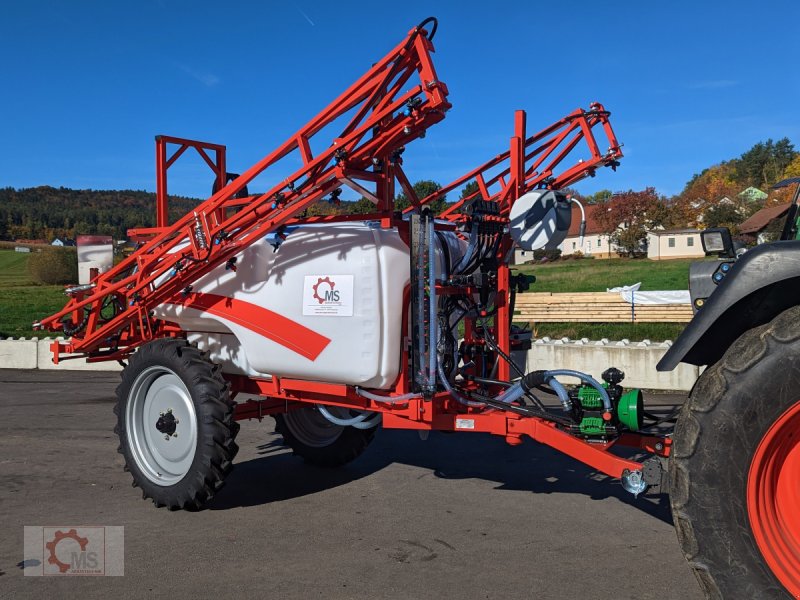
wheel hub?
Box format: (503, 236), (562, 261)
(747, 399), (800, 597)
(126, 366), (198, 486)
(155, 410), (178, 437)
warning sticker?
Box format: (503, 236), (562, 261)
(303, 275), (354, 316)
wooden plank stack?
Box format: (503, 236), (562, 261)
(514, 292), (693, 323)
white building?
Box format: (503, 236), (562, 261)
(646, 229), (704, 260)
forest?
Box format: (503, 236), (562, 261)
(0, 137), (797, 244)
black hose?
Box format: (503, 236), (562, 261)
(414, 17), (438, 41)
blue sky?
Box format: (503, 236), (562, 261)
(2, 0), (798, 200)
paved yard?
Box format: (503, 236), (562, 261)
(0, 369), (700, 599)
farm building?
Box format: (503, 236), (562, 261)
(646, 228), (704, 260)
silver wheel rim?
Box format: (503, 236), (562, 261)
(126, 365), (198, 486)
(283, 407), (344, 448)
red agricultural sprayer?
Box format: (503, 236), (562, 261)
(36, 18), (800, 599)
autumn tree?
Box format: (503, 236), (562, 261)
(783, 154), (800, 180)
(596, 188), (667, 257)
(681, 162), (740, 205)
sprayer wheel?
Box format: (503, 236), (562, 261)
(114, 338), (239, 510)
(275, 406), (376, 467)
(670, 306), (800, 599)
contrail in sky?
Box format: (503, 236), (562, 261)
(296, 6), (315, 26)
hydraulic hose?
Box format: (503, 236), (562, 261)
(355, 388), (422, 403)
(452, 227), (479, 274)
(570, 196), (586, 247)
(543, 369), (611, 412)
(493, 369), (611, 414)
(437, 361), (484, 407)
(317, 405), (382, 429)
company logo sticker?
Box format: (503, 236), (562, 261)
(303, 275), (353, 316)
(23, 526), (124, 576)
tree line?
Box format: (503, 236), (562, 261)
(578, 137), (800, 254)
(0, 180), (456, 242)
(0, 137), (797, 251)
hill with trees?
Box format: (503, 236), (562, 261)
(1, 137), (797, 246)
(0, 180), (451, 242)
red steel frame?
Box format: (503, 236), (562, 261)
(36, 21), (667, 485)
(38, 20), (450, 359)
(154, 135), (227, 228)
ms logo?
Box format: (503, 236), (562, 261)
(311, 277), (340, 304)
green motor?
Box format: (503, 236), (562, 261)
(617, 388), (643, 431)
(570, 370), (643, 435)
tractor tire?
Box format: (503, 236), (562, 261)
(275, 406), (376, 467)
(114, 338), (239, 510)
(670, 305), (800, 599)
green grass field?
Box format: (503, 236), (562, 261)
(513, 257), (693, 293)
(512, 257), (692, 341)
(0, 250), (694, 341)
(0, 250), (66, 338)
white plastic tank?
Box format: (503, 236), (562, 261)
(154, 222), (462, 390)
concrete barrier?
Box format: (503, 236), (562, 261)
(0, 338), (38, 369)
(0, 336), (700, 390)
(526, 337), (700, 391)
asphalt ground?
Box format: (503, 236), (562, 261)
(0, 369), (701, 600)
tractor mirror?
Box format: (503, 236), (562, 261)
(701, 227), (735, 257)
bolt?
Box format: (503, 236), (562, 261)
(655, 442), (664, 452)
(164, 434), (170, 441)
(173, 433), (178, 438)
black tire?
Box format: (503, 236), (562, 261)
(114, 338), (239, 510)
(670, 305), (800, 599)
(275, 406), (376, 467)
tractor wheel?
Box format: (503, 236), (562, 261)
(670, 305), (800, 599)
(275, 406), (376, 467)
(114, 338), (239, 510)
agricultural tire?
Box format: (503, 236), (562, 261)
(670, 305), (800, 599)
(114, 338), (239, 510)
(275, 406), (376, 467)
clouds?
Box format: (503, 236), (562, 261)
(173, 62), (220, 87)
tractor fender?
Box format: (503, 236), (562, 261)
(657, 240), (800, 371)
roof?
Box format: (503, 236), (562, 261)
(739, 186), (768, 201)
(648, 228), (702, 236)
(739, 203), (791, 234)
(773, 177), (800, 189)
(566, 203), (612, 236)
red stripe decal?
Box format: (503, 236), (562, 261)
(169, 293), (331, 361)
